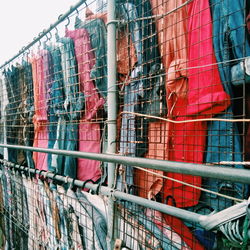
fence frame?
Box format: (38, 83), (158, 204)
(0, 0), (250, 248)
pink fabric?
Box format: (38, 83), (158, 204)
(187, 0), (230, 116)
(31, 53), (48, 171)
(65, 29), (105, 182)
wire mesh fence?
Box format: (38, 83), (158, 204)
(0, 0), (250, 249)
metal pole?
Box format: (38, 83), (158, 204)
(107, 0), (117, 247)
(0, 159), (202, 224)
(0, 0), (87, 70)
(0, 143), (250, 184)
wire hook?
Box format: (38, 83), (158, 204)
(65, 16), (70, 27)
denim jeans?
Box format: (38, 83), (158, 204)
(205, 0), (250, 208)
(231, 57), (250, 86)
(52, 37), (84, 178)
(46, 45), (65, 172)
(117, 66), (144, 192)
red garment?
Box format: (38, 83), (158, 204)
(31, 53), (48, 171)
(187, 0), (230, 116)
(65, 29), (104, 182)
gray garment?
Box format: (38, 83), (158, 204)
(116, 205), (163, 250)
(50, 184), (70, 250)
(38, 180), (58, 249)
(117, 66), (143, 192)
(65, 188), (104, 250)
(76, 189), (108, 250)
(57, 186), (84, 249)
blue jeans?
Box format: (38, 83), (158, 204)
(205, 0), (250, 208)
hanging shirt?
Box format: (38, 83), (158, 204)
(31, 52), (49, 171)
(3, 66), (24, 164)
(205, 0), (250, 211)
(75, 17), (108, 99)
(51, 36), (84, 178)
(22, 60), (35, 169)
(65, 28), (104, 182)
(84, 7), (138, 79)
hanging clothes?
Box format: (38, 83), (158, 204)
(46, 44), (65, 172)
(205, 0), (250, 211)
(65, 28), (104, 183)
(116, 205), (163, 250)
(51, 36), (84, 178)
(3, 66), (24, 164)
(75, 17), (108, 100)
(22, 60), (35, 169)
(84, 5), (139, 78)
(31, 52), (48, 171)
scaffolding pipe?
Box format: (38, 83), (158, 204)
(107, 0), (118, 247)
(0, 143), (250, 184)
(0, 159), (202, 224)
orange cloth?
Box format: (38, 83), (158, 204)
(135, 0), (192, 201)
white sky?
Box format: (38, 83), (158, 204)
(0, 0), (82, 66)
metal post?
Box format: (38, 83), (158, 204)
(107, 0), (117, 248)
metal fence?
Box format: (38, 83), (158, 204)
(0, 0), (250, 249)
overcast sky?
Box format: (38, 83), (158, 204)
(0, 0), (82, 66)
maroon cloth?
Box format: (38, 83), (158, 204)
(65, 29), (105, 182)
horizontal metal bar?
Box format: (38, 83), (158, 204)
(0, 143), (250, 184)
(0, 0), (86, 70)
(0, 159), (202, 224)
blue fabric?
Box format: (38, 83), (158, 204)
(231, 57), (250, 85)
(22, 60), (35, 169)
(117, 66), (143, 192)
(52, 37), (84, 178)
(204, 0), (250, 209)
(41, 47), (57, 172)
(122, 0), (160, 73)
(118, 3), (143, 65)
(3, 66), (22, 163)
(194, 230), (216, 250)
(121, 203), (176, 250)
(75, 18), (108, 100)
(46, 45), (65, 172)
